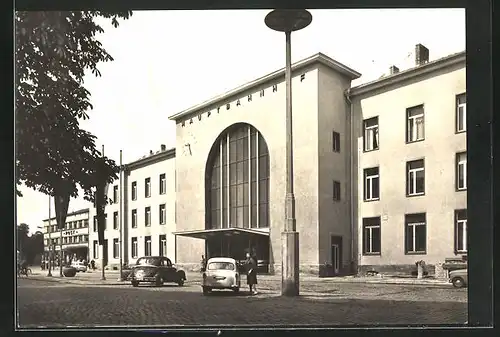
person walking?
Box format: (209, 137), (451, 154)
(245, 252), (258, 295)
(90, 259), (95, 271)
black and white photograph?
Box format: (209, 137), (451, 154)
(14, 5), (492, 330)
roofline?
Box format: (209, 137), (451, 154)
(42, 208), (89, 222)
(348, 50), (466, 97)
(168, 52), (361, 121)
(124, 148), (176, 171)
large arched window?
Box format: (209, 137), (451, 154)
(206, 123), (270, 229)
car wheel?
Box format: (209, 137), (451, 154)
(155, 276), (164, 287)
(177, 279), (185, 286)
(131, 281), (139, 287)
(202, 286), (211, 295)
(452, 277), (465, 288)
(233, 288), (240, 294)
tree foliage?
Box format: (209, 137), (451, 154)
(15, 11), (132, 201)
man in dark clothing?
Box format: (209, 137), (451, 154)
(245, 252), (258, 294)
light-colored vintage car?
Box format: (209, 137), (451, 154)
(71, 260), (88, 272)
(202, 257), (241, 295)
(449, 268), (468, 288)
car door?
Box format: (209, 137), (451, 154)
(163, 258), (176, 281)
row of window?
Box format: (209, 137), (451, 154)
(92, 204), (167, 231)
(109, 174), (167, 205)
(361, 93), (466, 152)
(129, 174), (167, 202)
(45, 235), (89, 246)
(92, 235), (167, 259)
(362, 209), (467, 256)
(45, 219), (89, 233)
(363, 152), (467, 201)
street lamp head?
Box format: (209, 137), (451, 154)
(264, 9), (312, 33)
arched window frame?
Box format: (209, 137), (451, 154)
(205, 123), (270, 229)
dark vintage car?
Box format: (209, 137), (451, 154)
(129, 256), (186, 287)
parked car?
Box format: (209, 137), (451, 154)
(71, 261), (88, 272)
(202, 257), (241, 295)
(129, 256), (186, 287)
(449, 268), (467, 288)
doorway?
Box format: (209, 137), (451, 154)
(330, 235), (343, 276)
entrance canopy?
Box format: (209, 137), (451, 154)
(173, 227), (269, 240)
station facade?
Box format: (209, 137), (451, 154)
(84, 44), (466, 276)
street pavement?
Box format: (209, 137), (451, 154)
(17, 276), (467, 328)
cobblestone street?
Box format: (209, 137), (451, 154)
(17, 277), (467, 327)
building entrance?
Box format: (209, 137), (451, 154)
(206, 233), (270, 273)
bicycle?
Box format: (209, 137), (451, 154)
(17, 266), (32, 277)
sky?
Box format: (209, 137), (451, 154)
(16, 9), (465, 234)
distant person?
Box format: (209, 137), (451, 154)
(90, 259), (96, 270)
(200, 255), (206, 272)
(245, 252), (258, 295)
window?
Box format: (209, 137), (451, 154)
(145, 178), (151, 198)
(456, 93), (466, 132)
(455, 209), (467, 253)
(407, 159), (425, 196)
(113, 185), (119, 204)
(333, 180), (341, 201)
(93, 240), (99, 259)
(84, 219), (89, 228)
(131, 237), (138, 258)
(113, 238), (119, 259)
(113, 211), (119, 230)
(145, 207), (151, 226)
(406, 105), (425, 142)
(206, 124), (270, 229)
(405, 213), (426, 254)
(332, 131), (340, 152)
(93, 216), (97, 232)
(159, 174), (166, 194)
(159, 234), (167, 256)
(363, 117), (379, 151)
(159, 204), (166, 225)
(144, 236), (151, 256)
(456, 152), (467, 190)
(104, 213), (107, 230)
(362, 217), (381, 255)
(131, 209), (137, 228)
(364, 167), (380, 201)
(131, 181), (137, 200)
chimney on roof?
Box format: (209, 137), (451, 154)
(149, 150), (153, 155)
(415, 44), (429, 66)
(161, 144), (166, 151)
(389, 65), (400, 75)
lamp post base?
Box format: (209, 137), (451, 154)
(281, 231), (299, 296)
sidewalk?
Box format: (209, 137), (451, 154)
(24, 267), (451, 288)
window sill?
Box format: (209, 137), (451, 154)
(160, 223), (166, 225)
(159, 192), (166, 195)
(456, 187), (467, 192)
(455, 129), (467, 134)
(405, 251), (427, 255)
(406, 192), (425, 198)
(406, 138), (425, 144)
(363, 148), (379, 153)
(364, 198), (380, 203)
(362, 252), (381, 256)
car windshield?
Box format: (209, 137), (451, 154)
(136, 257), (161, 266)
(207, 262), (235, 270)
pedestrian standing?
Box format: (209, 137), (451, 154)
(90, 259), (95, 271)
(245, 252), (258, 295)
(200, 255), (207, 272)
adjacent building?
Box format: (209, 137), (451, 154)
(42, 208), (90, 263)
(79, 43), (467, 276)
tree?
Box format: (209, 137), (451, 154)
(17, 223), (30, 256)
(15, 11), (132, 201)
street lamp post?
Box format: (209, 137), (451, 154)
(265, 9), (312, 297)
(47, 196), (52, 277)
